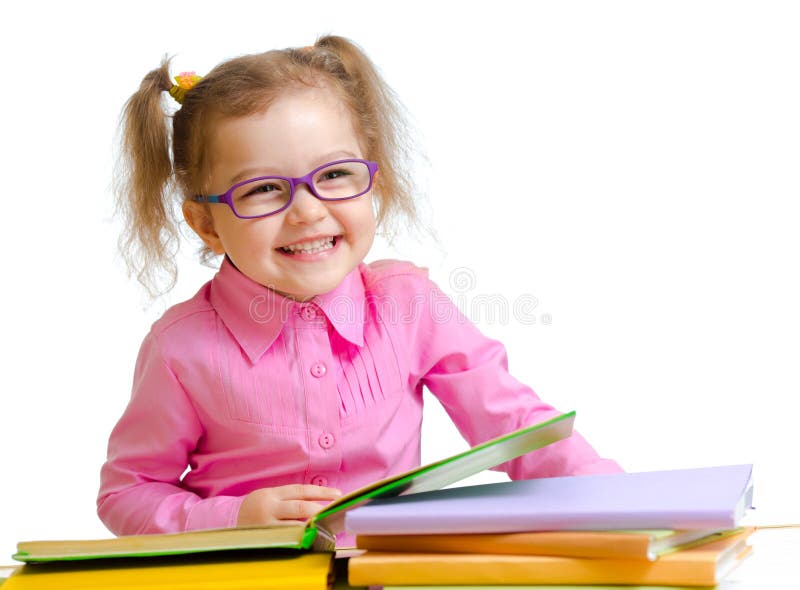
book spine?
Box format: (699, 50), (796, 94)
(347, 553), (718, 587)
(356, 533), (651, 560)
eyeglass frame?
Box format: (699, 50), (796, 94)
(191, 158), (379, 219)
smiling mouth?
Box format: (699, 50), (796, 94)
(278, 236), (338, 255)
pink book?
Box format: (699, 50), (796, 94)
(345, 464), (753, 535)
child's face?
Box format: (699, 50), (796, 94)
(187, 87), (376, 300)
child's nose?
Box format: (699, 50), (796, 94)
(287, 184), (327, 224)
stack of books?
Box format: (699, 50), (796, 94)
(4, 414), (756, 589)
(345, 464), (755, 588)
(4, 413), (578, 589)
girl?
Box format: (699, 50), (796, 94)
(98, 35), (621, 541)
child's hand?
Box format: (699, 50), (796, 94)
(236, 484), (343, 527)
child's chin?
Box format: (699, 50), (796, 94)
(282, 276), (345, 300)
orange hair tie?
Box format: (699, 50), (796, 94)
(168, 71), (202, 105)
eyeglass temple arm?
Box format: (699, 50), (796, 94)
(192, 195), (222, 203)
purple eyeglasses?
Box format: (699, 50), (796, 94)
(192, 158), (379, 219)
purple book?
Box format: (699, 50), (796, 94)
(345, 464), (754, 535)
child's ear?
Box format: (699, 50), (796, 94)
(182, 201), (226, 255)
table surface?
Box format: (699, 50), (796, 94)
(715, 526), (798, 588)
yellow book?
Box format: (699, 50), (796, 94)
(348, 528), (753, 587)
(2, 551), (332, 590)
(356, 528), (737, 560)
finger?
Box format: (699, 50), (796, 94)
(275, 499), (326, 521)
(276, 484), (343, 501)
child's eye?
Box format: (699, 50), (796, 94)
(318, 168), (352, 182)
(244, 182), (282, 196)
(233, 179), (289, 213)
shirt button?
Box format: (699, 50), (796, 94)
(300, 306), (317, 321)
(318, 432), (335, 449)
(310, 363), (327, 378)
(311, 475), (328, 487)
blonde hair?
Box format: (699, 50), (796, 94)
(116, 36), (418, 297)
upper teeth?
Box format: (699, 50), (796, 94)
(283, 237), (334, 253)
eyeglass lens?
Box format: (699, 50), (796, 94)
(231, 160), (371, 217)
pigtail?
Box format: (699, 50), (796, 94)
(311, 36), (420, 240)
(115, 58), (180, 297)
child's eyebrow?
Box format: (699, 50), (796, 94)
(230, 167), (280, 184)
(229, 151), (363, 184)
(317, 150), (360, 162)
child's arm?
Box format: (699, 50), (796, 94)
(97, 333), (243, 535)
(98, 331), (343, 535)
(374, 265), (622, 478)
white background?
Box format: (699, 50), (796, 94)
(1, 0), (798, 564)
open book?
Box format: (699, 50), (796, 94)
(13, 411), (575, 562)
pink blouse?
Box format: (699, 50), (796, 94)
(98, 258), (621, 537)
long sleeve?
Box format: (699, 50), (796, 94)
(398, 274), (622, 479)
(97, 333), (244, 535)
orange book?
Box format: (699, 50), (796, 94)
(356, 528), (736, 560)
(348, 527), (753, 587)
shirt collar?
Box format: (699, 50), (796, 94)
(315, 266), (366, 348)
(209, 257), (366, 363)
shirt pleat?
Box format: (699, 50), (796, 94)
(360, 338), (386, 405)
(368, 313), (405, 399)
(245, 354), (262, 424)
(287, 324), (308, 432)
(271, 335), (296, 427)
(336, 344), (359, 419)
(218, 318), (248, 422)
(336, 349), (352, 417)
(351, 345), (376, 407)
